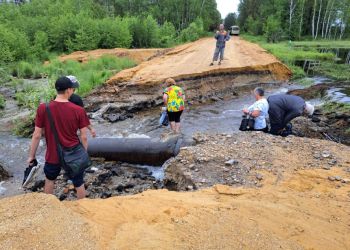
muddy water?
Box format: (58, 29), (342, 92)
(92, 84), (296, 139)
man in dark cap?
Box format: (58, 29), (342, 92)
(267, 94), (315, 136)
(27, 76), (91, 199)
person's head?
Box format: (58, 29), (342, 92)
(165, 78), (176, 87)
(253, 87), (264, 100)
(304, 102), (315, 116)
(55, 75), (79, 99)
(219, 24), (224, 31)
(69, 93), (84, 107)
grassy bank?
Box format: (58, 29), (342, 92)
(0, 55), (136, 136)
(242, 35), (350, 80)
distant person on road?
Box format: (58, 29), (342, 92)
(267, 94), (314, 136)
(163, 78), (185, 133)
(242, 87), (269, 132)
(67, 78), (96, 138)
(27, 76), (91, 199)
(210, 24), (230, 66)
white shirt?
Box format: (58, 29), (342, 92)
(248, 98), (269, 130)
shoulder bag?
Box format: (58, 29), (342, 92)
(46, 103), (91, 178)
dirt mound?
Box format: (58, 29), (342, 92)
(164, 132), (350, 190)
(58, 48), (166, 64)
(1, 168), (349, 249)
(1, 134), (349, 249)
(0, 193), (99, 249)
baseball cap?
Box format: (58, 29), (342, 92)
(55, 76), (79, 91)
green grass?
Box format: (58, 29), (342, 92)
(9, 55), (136, 137)
(241, 34), (347, 80)
(293, 40), (350, 48)
(314, 62), (350, 81)
(44, 55), (136, 96)
(242, 35), (334, 63)
(12, 55), (136, 111)
(322, 101), (350, 114)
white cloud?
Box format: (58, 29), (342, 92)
(216, 0), (239, 18)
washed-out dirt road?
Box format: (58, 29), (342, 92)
(79, 37), (291, 120)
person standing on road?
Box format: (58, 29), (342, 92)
(210, 24), (230, 66)
(27, 76), (91, 199)
(163, 78), (185, 133)
(267, 94), (314, 136)
(242, 87), (269, 132)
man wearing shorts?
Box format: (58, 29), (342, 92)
(163, 78), (185, 133)
(27, 76), (90, 199)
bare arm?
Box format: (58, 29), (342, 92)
(250, 110), (261, 118)
(163, 93), (168, 107)
(27, 127), (42, 164)
(80, 127), (88, 150)
(87, 125), (96, 138)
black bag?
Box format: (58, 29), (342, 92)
(46, 103), (91, 178)
(239, 115), (255, 131)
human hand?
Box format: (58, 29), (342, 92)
(90, 128), (96, 138)
(27, 157), (36, 166)
(242, 108), (249, 114)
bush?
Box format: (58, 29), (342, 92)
(97, 17), (132, 48)
(0, 24), (30, 63)
(13, 61), (43, 79)
(32, 31), (50, 61)
(264, 16), (283, 43)
(159, 21), (177, 47)
(289, 65), (306, 80)
(128, 15), (161, 48)
(179, 18), (205, 43)
(246, 16), (262, 35)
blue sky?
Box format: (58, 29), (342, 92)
(216, 0), (239, 18)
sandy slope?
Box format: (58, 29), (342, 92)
(58, 48), (165, 64)
(1, 134), (349, 250)
(107, 36), (291, 85)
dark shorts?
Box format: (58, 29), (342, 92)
(44, 162), (84, 188)
(167, 110), (183, 123)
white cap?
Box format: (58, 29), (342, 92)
(66, 75), (79, 86)
(304, 102), (315, 116)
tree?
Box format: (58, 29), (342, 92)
(224, 12), (237, 29)
(264, 15), (283, 43)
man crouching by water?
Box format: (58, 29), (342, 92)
(27, 76), (91, 199)
(242, 87), (269, 132)
(267, 94), (314, 136)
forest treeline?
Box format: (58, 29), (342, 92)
(0, 0), (221, 63)
(236, 0), (350, 42)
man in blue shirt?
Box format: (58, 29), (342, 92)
(210, 24), (230, 66)
(243, 87), (269, 132)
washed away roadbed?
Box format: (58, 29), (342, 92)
(79, 37), (291, 119)
(1, 133), (349, 250)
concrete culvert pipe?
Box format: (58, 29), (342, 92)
(87, 136), (182, 166)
